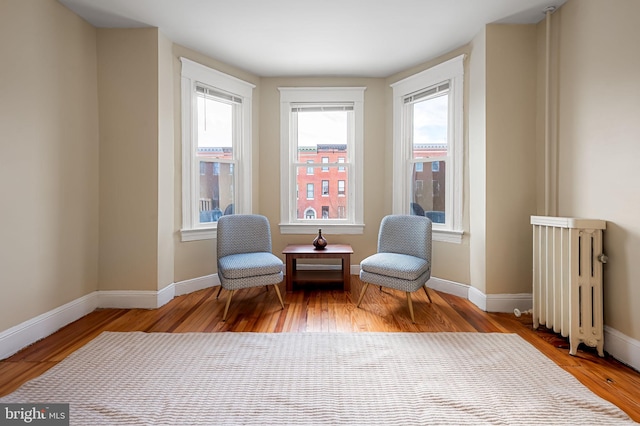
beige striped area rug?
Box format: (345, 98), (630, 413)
(1, 332), (634, 425)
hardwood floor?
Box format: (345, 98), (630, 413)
(2, 277), (639, 422)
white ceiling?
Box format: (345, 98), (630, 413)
(58, 0), (566, 78)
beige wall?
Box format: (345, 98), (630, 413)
(158, 31), (175, 291)
(485, 25), (538, 294)
(0, 0), (99, 330)
(468, 25), (538, 295)
(97, 28), (160, 291)
(3, 0), (638, 346)
(550, 0), (640, 340)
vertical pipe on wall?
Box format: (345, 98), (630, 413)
(544, 6), (556, 216)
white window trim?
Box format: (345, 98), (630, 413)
(180, 58), (255, 242)
(279, 87), (365, 235)
(391, 54), (465, 243)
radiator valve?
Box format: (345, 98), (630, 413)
(597, 253), (608, 264)
(513, 308), (533, 318)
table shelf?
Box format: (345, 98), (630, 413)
(283, 244), (353, 292)
(291, 269), (344, 284)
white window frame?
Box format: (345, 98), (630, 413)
(180, 58), (255, 241)
(279, 87), (365, 234)
(391, 54), (464, 243)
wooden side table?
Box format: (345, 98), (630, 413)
(282, 244), (353, 292)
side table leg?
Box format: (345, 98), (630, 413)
(343, 255), (351, 292)
(286, 255), (293, 292)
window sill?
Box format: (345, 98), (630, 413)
(433, 228), (464, 244)
(279, 223), (365, 235)
(181, 227), (217, 242)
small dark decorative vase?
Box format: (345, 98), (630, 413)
(312, 229), (328, 250)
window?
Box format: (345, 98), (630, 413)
(322, 180), (329, 196)
(279, 87), (365, 235)
(391, 54), (464, 243)
(180, 58), (255, 241)
(307, 183), (314, 200)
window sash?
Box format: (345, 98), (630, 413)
(192, 93), (240, 229)
(279, 87), (365, 234)
(403, 96), (454, 229)
(289, 106), (354, 224)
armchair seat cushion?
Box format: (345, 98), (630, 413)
(218, 252), (283, 280)
(360, 252), (429, 281)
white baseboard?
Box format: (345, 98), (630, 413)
(98, 275), (221, 309)
(604, 326), (640, 372)
(0, 292), (99, 360)
(468, 286), (533, 314)
(97, 287), (174, 310)
(428, 277), (470, 299)
(0, 275), (222, 360)
(174, 274), (219, 296)
(468, 286), (487, 311)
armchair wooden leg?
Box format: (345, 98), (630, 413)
(216, 286), (223, 299)
(222, 290), (235, 322)
(273, 284), (285, 309)
(406, 292), (415, 323)
(356, 283), (370, 307)
(423, 284), (432, 303)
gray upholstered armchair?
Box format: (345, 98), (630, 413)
(216, 214), (285, 321)
(357, 214), (433, 323)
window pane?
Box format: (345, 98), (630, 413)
(296, 110), (348, 162)
(411, 161), (445, 224)
(412, 94), (448, 159)
(197, 95), (233, 158)
(199, 160), (235, 223)
(296, 166), (348, 220)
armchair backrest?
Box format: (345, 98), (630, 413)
(216, 214), (273, 259)
(377, 215), (432, 261)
